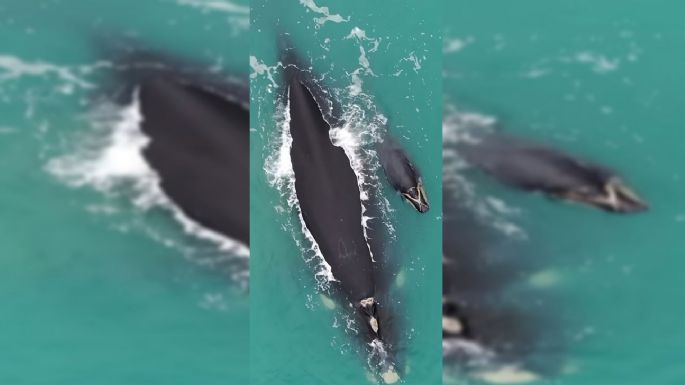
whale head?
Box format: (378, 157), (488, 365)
(359, 297), (381, 336)
(562, 177), (648, 213)
(402, 181), (430, 213)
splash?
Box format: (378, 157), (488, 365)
(264, 92), (336, 286)
(46, 91), (249, 284)
(369, 339), (400, 384)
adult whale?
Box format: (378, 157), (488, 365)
(137, 76), (249, 245)
(287, 72), (401, 383)
(102, 46), (250, 246)
(287, 70), (381, 336)
(280, 40), (400, 382)
(378, 136), (429, 213)
(457, 133), (648, 213)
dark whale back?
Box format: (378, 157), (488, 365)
(288, 76), (374, 302)
(378, 137), (421, 192)
(458, 133), (613, 194)
(138, 77), (250, 245)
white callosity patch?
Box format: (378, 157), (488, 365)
(442, 105), (527, 239)
(299, 0), (349, 27)
(369, 339), (399, 384)
(46, 91), (249, 279)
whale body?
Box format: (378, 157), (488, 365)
(137, 76), (249, 245)
(457, 133), (647, 213)
(378, 136), (429, 213)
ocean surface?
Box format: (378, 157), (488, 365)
(443, 1), (685, 384)
(3, 1), (684, 384)
(0, 1), (250, 384)
(250, 0), (442, 384)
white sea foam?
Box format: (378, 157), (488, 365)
(46, 92), (249, 283)
(572, 51), (620, 74)
(177, 0), (249, 14)
(299, 0), (350, 27)
(0, 54), (94, 88)
(176, 0), (249, 35)
(344, 28), (380, 95)
(249, 55), (277, 86)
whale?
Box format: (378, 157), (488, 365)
(378, 136), (429, 213)
(279, 39), (401, 382)
(137, 76), (249, 245)
(441, 190), (563, 378)
(287, 71), (381, 335)
(101, 47), (250, 246)
(457, 133), (648, 213)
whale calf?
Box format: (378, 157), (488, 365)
(457, 133), (647, 213)
(378, 136), (429, 213)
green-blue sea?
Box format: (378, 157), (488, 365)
(2, 0), (684, 384)
(444, 1), (685, 384)
(0, 1), (249, 384)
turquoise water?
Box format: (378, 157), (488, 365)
(444, 1), (685, 384)
(0, 1), (249, 383)
(4, 1), (683, 384)
(250, 1), (442, 384)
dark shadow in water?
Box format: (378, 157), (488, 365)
(443, 182), (568, 377)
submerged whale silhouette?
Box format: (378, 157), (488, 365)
(457, 133), (648, 213)
(378, 136), (429, 213)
